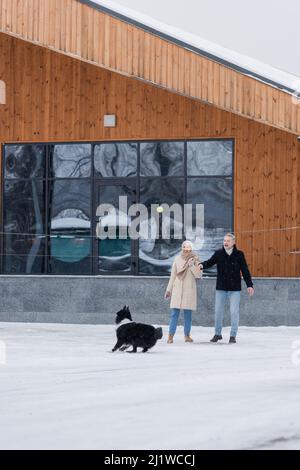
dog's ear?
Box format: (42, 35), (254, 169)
(126, 306), (130, 311)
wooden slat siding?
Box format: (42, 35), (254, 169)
(92, 6), (99, 64)
(273, 130), (282, 273)
(11, 0), (17, 35)
(132, 29), (140, 77)
(195, 56), (202, 107)
(0, 33), (299, 276)
(268, 129), (275, 275)
(285, 135), (293, 273)
(154, 32), (161, 86)
(280, 133), (288, 274)
(248, 120), (256, 268)
(134, 29), (145, 78)
(266, 128), (274, 275)
(160, 39), (167, 88)
(177, 44), (186, 95)
(121, 20), (128, 74)
(289, 137), (296, 274)
(183, 51), (190, 96)
(201, 56), (208, 103)
(285, 135), (294, 274)
(252, 122), (262, 274)
(224, 69), (230, 110)
(148, 34), (154, 84)
(212, 62), (220, 109)
(80, 3), (88, 61)
(171, 43), (178, 92)
(88, 4), (94, 62)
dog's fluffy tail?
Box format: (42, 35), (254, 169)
(155, 327), (163, 340)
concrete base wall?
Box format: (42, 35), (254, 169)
(0, 276), (300, 326)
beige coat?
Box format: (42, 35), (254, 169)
(166, 255), (202, 311)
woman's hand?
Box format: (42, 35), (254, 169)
(165, 291), (171, 299)
(188, 258), (195, 267)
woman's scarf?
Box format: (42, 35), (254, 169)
(176, 251), (201, 281)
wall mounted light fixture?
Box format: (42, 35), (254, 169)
(0, 80), (6, 104)
(104, 114), (116, 127)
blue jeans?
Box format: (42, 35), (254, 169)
(215, 290), (241, 337)
(169, 308), (192, 336)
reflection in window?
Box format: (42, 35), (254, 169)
(94, 143), (137, 177)
(187, 178), (232, 274)
(139, 178), (184, 275)
(2, 139), (234, 276)
(3, 180), (46, 273)
(4, 145), (46, 179)
(140, 142), (184, 176)
(49, 180), (91, 274)
(97, 184), (134, 273)
(187, 140), (232, 176)
(50, 144), (91, 178)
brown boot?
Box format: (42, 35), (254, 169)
(185, 335), (193, 342)
(167, 334), (174, 344)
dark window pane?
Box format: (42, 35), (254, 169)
(49, 179), (91, 274)
(50, 144), (91, 178)
(4, 144), (46, 178)
(96, 184), (135, 273)
(3, 180), (46, 273)
(139, 178), (184, 275)
(94, 143), (137, 177)
(187, 178), (233, 275)
(187, 140), (233, 176)
(140, 141), (184, 176)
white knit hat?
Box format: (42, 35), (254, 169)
(182, 240), (194, 250)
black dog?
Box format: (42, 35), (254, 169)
(112, 306), (163, 353)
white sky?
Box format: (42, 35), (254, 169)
(107, 0), (300, 79)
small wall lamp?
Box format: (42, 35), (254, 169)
(0, 80), (6, 105)
(104, 114), (116, 127)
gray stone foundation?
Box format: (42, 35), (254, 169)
(0, 276), (299, 326)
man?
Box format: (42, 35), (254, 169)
(200, 233), (254, 344)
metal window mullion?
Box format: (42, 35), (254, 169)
(91, 144), (95, 275)
(44, 144), (49, 274)
(0, 144), (5, 274)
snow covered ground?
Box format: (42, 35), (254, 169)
(0, 322), (300, 450)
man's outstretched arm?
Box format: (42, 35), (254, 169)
(201, 252), (218, 270)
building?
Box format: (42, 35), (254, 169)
(0, 0), (299, 324)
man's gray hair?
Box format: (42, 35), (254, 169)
(224, 233), (235, 241)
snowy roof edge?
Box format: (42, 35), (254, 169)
(79, 0), (299, 96)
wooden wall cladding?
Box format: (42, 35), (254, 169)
(0, 33), (299, 277)
(0, 0), (300, 135)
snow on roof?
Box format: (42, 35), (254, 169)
(83, 0), (300, 96)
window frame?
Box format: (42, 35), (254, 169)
(1, 138), (235, 276)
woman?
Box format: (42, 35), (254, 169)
(165, 241), (202, 343)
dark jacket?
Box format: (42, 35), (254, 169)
(201, 245), (253, 291)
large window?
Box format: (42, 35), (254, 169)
(1, 139), (233, 275)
